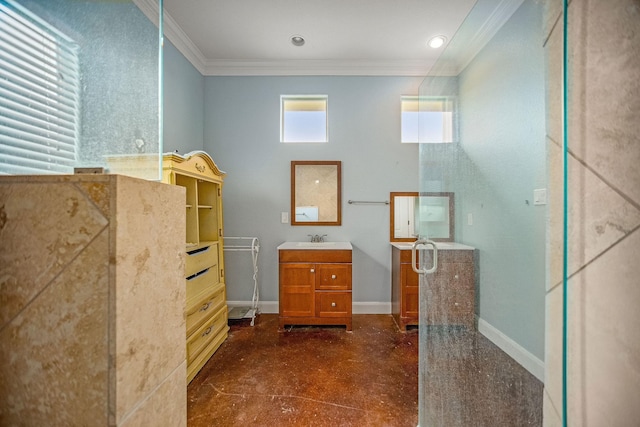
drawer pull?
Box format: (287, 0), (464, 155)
(186, 267), (209, 281)
(454, 302), (460, 306)
(200, 302), (211, 312)
(454, 274), (459, 279)
(310, 268), (315, 273)
(331, 302), (336, 307)
(331, 275), (336, 279)
(202, 326), (212, 337)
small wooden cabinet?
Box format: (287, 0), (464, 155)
(391, 243), (476, 331)
(278, 243), (353, 331)
(162, 151), (229, 383)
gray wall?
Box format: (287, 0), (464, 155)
(456, 0), (546, 359)
(202, 76), (422, 306)
(163, 40), (205, 153)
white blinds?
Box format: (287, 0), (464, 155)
(0, 0), (80, 174)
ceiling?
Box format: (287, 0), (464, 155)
(135, 0), (524, 76)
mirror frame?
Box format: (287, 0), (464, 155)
(389, 191), (455, 242)
(291, 160), (342, 226)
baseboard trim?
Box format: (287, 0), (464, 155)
(477, 317), (544, 382)
(352, 302), (391, 314)
(227, 300), (279, 314)
(227, 301), (391, 315)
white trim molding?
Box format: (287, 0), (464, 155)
(227, 301), (391, 315)
(477, 317), (544, 382)
(133, 0), (207, 74)
(135, 0), (524, 77)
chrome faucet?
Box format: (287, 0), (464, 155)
(308, 234), (327, 243)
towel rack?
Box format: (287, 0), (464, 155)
(223, 237), (260, 326)
(348, 200), (389, 205)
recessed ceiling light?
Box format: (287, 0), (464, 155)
(291, 35), (305, 47)
(428, 35), (447, 49)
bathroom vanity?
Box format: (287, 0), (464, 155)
(391, 242), (476, 330)
(277, 242), (353, 331)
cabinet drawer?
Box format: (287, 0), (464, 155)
(279, 249), (352, 263)
(316, 292), (351, 318)
(316, 264), (352, 290)
(186, 266), (220, 303)
(185, 244), (218, 277)
(187, 305), (227, 364)
(186, 283), (226, 336)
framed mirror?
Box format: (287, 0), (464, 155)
(291, 161), (342, 226)
(390, 192), (454, 242)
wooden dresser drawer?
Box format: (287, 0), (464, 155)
(316, 292), (351, 318)
(185, 243), (218, 277)
(186, 266), (220, 303)
(187, 305), (227, 364)
(186, 283), (226, 336)
(279, 249), (352, 263)
(315, 264), (352, 290)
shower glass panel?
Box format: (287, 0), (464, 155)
(0, 0), (163, 180)
(416, 0), (550, 425)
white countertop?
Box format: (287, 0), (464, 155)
(391, 242), (475, 251)
(278, 241), (353, 250)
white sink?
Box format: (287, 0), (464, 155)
(278, 241), (352, 250)
(296, 242), (336, 247)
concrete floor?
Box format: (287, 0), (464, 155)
(187, 314), (541, 426)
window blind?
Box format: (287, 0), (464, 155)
(0, 0), (80, 174)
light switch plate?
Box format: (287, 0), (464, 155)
(281, 212), (289, 223)
(533, 188), (547, 205)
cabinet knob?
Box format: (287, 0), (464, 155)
(454, 274), (459, 279)
(331, 302), (336, 307)
(331, 274), (336, 279)
(310, 268), (315, 273)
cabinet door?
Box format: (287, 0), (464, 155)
(401, 263), (419, 318)
(279, 263), (315, 317)
(315, 263), (351, 290)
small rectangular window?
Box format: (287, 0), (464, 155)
(401, 96), (455, 143)
(281, 95), (328, 143)
(0, 0), (80, 174)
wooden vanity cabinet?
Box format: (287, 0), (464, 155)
(391, 244), (476, 331)
(162, 151), (228, 383)
(279, 249), (352, 331)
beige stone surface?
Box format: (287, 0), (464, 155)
(112, 176), (186, 423)
(0, 182), (108, 327)
(0, 227), (110, 425)
(120, 362), (188, 427)
(567, 0), (640, 205)
(544, 283), (564, 418)
(0, 175), (186, 426)
(568, 229), (640, 425)
(543, 390), (563, 427)
(566, 153), (640, 275)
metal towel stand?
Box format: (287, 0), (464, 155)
(223, 237), (260, 326)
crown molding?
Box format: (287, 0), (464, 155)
(133, 0), (207, 74)
(135, 0), (523, 78)
(203, 59), (435, 77)
(448, 0), (525, 74)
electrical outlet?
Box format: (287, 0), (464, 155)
(467, 213), (473, 226)
(533, 188), (547, 205)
